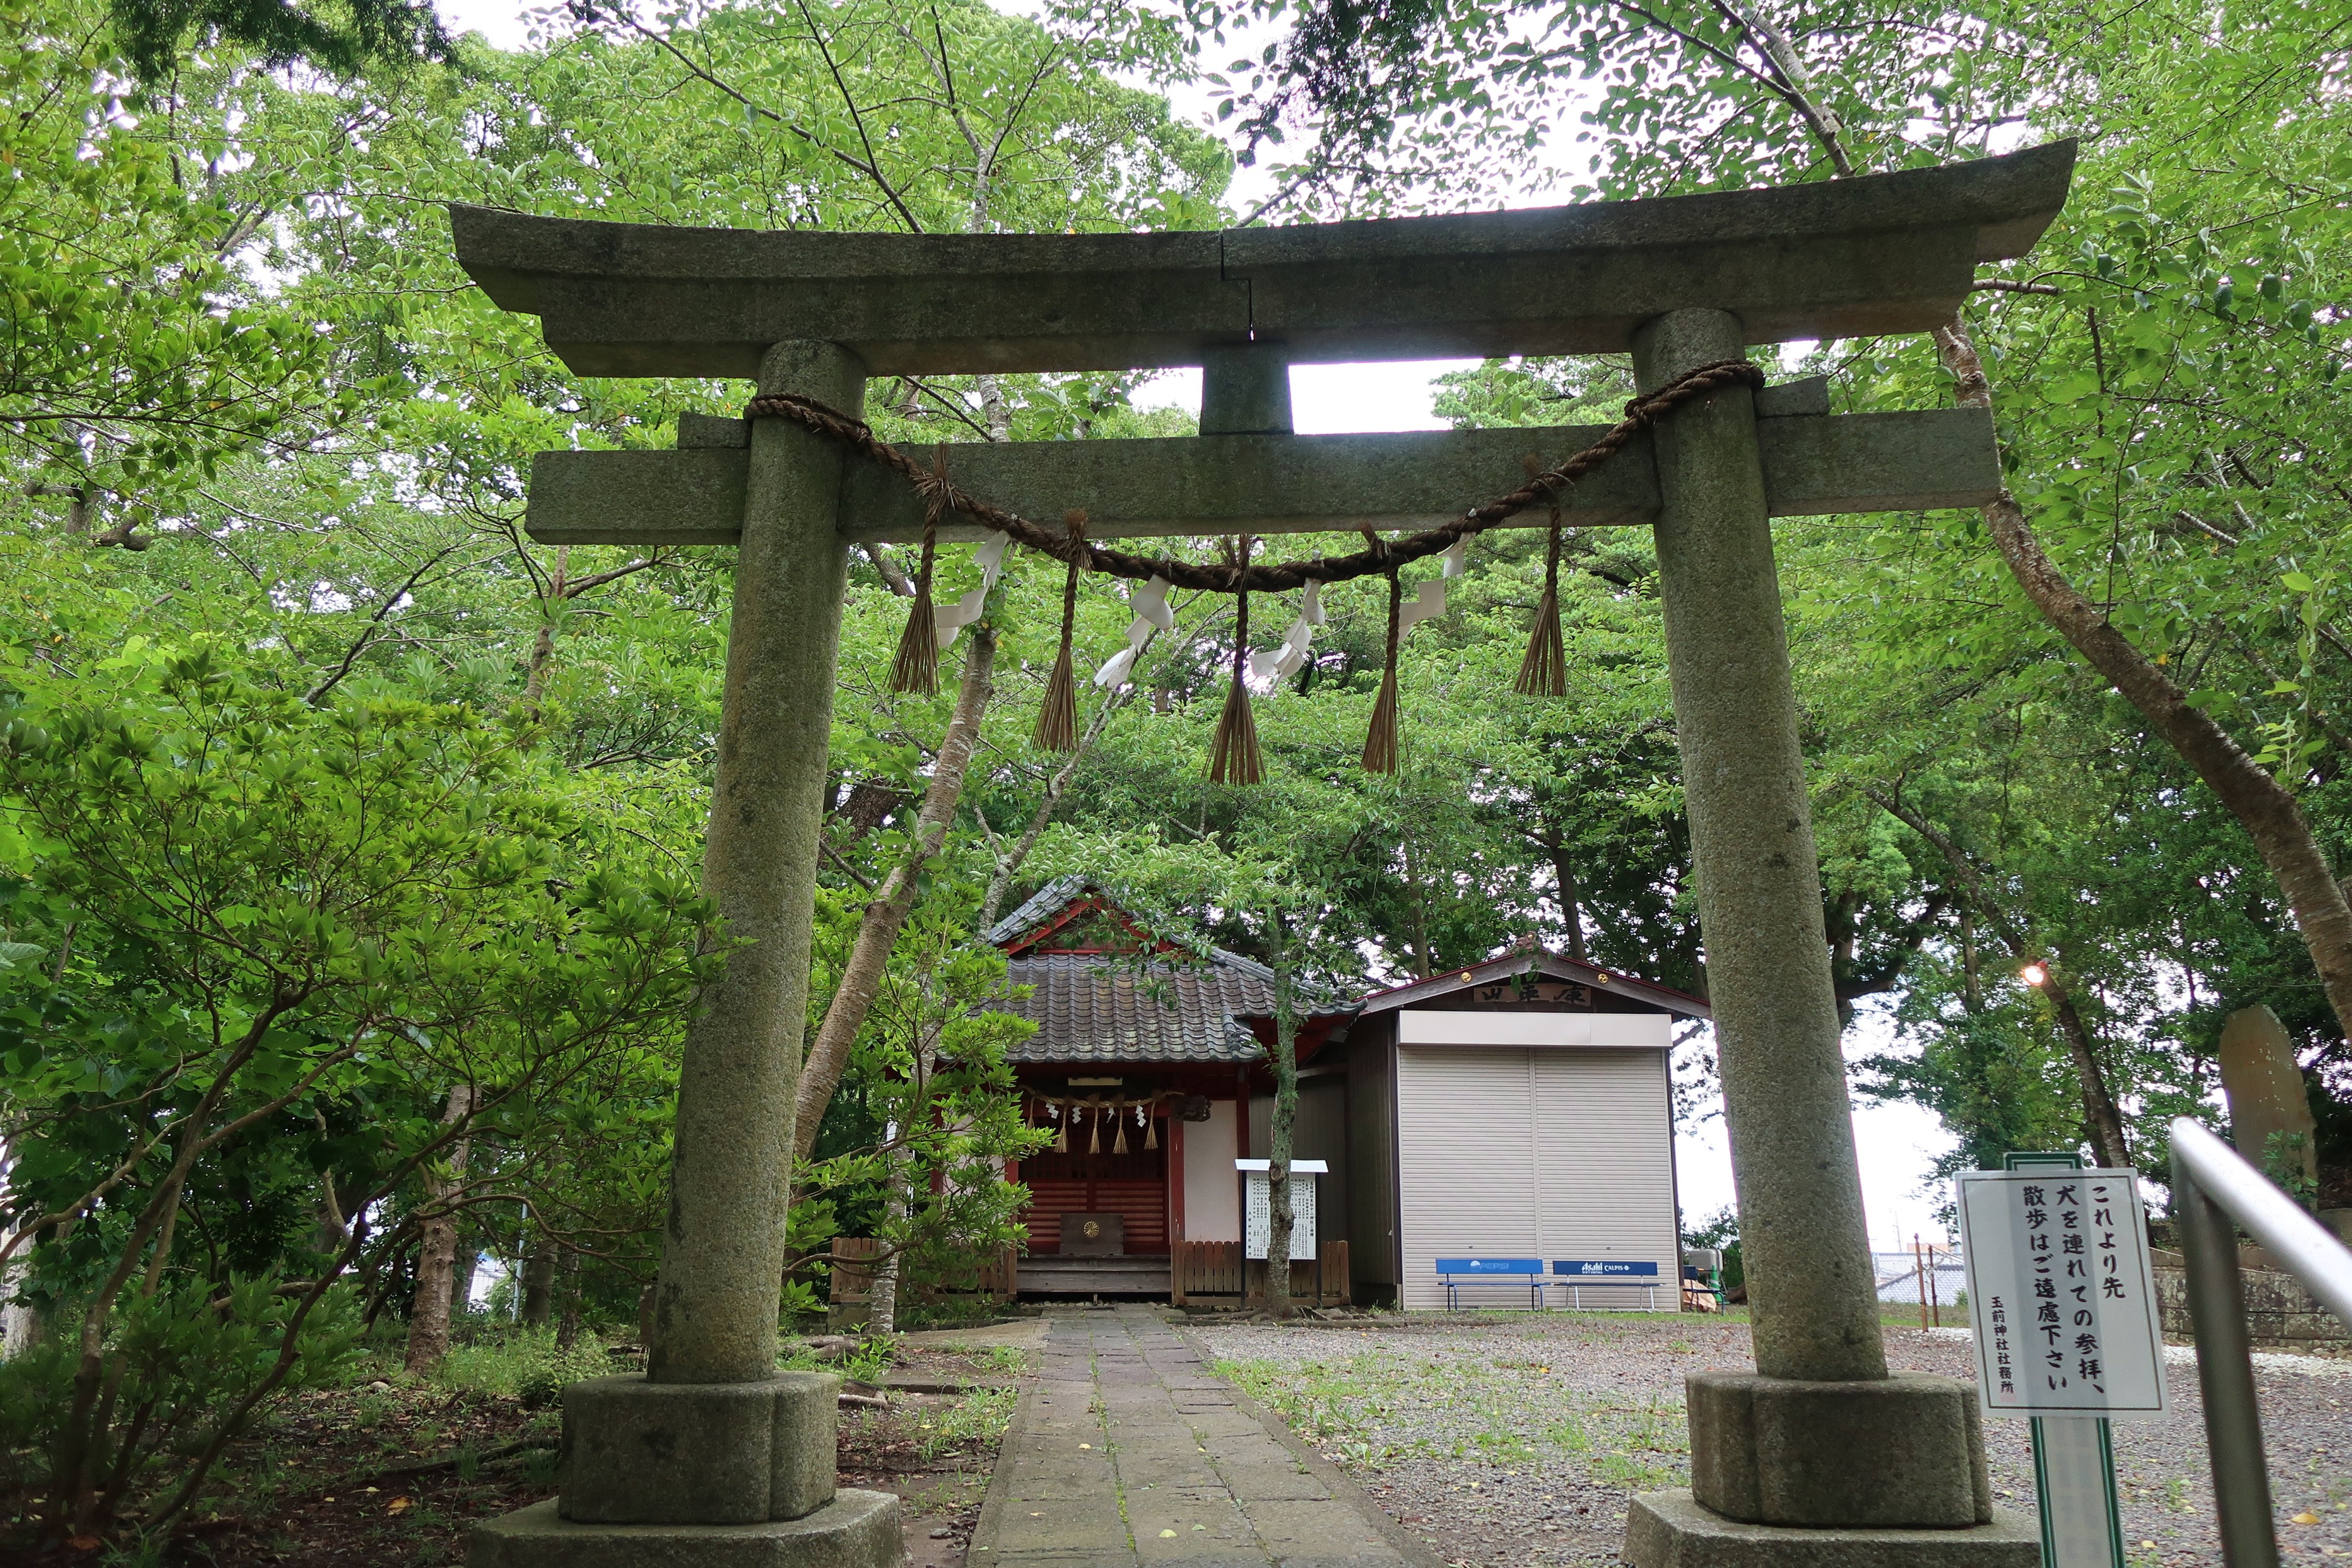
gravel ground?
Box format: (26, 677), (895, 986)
(1196, 1313), (2352, 1568)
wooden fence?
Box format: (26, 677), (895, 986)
(828, 1236), (884, 1305)
(829, 1238), (1019, 1309)
(976, 1247), (1019, 1300)
(825, 1236), (884, 1328)
(1172, 1239), (1349, 1307)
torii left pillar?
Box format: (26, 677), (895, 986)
(469, 340), (902, 1568)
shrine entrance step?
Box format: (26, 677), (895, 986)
(973, 1306), (1432, 1567)
(1019, 1255), (1173, 1298)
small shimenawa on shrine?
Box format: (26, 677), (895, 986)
(984, 877), (1709, 1309)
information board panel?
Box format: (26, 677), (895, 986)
(1243, 1170), (1317, 1260)
(1955, 1168), (2168, 1418)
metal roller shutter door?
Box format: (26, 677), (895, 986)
(1396, 1047), (1537, 1310)
(1532, 1048), (1680, 1302)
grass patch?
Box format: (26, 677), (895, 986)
(1214, 1353), (1437, 1468)
(1593, 1453), (1680, 1489)
(976, 1344), (1032, 1376)
(1212, 1333), (1705, 1498)
(1467, 1428), (1538, 1466)
(779, 1338), (895, 1385)
(916, 1385), (1019, 1462)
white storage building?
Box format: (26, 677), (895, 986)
(1328, 953), (1708, 1310)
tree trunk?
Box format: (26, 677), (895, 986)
(404, 1085), (477, 1374)
(2039, 966), (2133, 1171)
(866, 1123), (910, 1337)
(978, 694), (1123, 932)
(1959, 905), (1983, 1014)
(521, 545), (569, 714)
(448, 1233), (478, 1328)
(978, 612), (1189, 932)
(555, 1253), (584, 1350)
(520, 1243), (556, 1328)
(977, 374), (1012, 443)
(1263, 944), (1300, 1317)
(1401, 838), (1437, 979)
(795, 628), (997, 1159)
(1934, 316), (2352, 1044)
(1540, 828), (1591, 963)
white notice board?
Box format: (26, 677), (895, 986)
(1955, 1169), (2168, 1419)
(1239, 1162), (1321, 1261)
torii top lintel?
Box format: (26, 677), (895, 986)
(451, 142), (2074, 381)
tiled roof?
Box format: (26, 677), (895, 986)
(985, 874), (1096, 948)
(999, 953), (1273, 1064)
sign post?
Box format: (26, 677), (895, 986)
(1958, 1152), (2169, 1568)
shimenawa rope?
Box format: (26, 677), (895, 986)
(744, 358), (1765, 596)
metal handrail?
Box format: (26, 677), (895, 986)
(2168, 1117), (2352, 1568)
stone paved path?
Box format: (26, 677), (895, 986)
(973, 1307), (1421, 1568)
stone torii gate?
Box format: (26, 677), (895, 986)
(454, 141), (2074, 1568)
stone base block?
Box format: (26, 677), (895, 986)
(471, 1490), (899, 1568)
(1624, 1490), (2041, 1568)
(560, 1372), (840, 1524)
(1689, 1371), (1990, 1527)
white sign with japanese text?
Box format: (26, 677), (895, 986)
(1240, 1166), (1318, 1261)
(1955, 1168), (2168, 1419)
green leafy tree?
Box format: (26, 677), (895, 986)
(0, 596), (709, 1540)
(1, 0), (361, 540)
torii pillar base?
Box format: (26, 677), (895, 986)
(465, 1374), (897, 1568)
(1632, 1373), (2034, 1568)
(1626, 1492), (2041, 1568)
(470, 1493), (902, 1568)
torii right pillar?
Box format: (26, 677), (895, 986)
(1625, 309), (2034, 1566)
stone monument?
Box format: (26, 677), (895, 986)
(2219, 1004), (2318, 1194)
(451, 141), (2076, 1568)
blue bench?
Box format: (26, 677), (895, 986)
(1552, 1259), (1662, 1310)
(1436, 1257), (1546, 1310)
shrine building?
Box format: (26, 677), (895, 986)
(985, 878), (1708, 1307)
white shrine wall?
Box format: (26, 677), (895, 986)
(1181, 1099), (1241, 1242)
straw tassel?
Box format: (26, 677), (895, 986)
(1087, 1106), (1102, 1155)
(1032, 510), (1086, 752)
(1515, 458), (1568, 699)
(887, 448), (953, 695)
(1362, 568), (1403, 774)
(1208, 539), (1264, 785)
(1144, 1112), (1158, 1152)
(1053, 1102), (1069, 1154)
